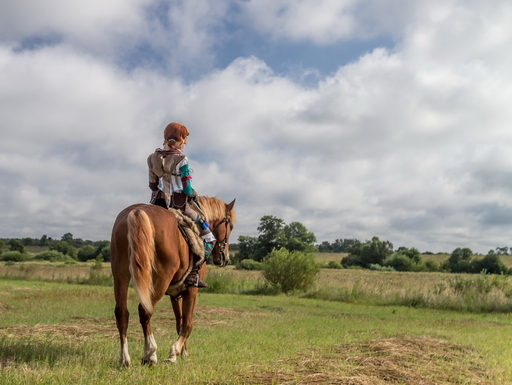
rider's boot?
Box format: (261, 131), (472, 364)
(184, 234), (216, 288)
(184, 264), (208, 288)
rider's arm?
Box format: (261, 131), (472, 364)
(179, 162), (195, 196)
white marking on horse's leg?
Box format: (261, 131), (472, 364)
(142, 333), (158, 364)
(119, 338), (131, 367)
(164, 338), (184, 363)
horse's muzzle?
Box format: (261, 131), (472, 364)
(214, 250), (229, 267)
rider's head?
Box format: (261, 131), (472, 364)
(163, 122), (189, 149)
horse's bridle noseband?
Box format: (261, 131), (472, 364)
(212, 211), (232, 267)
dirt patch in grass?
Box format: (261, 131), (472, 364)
(240, 336), (490, 385)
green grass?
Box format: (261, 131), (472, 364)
(0, 279), (512, 384)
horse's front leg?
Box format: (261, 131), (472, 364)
(138, 303), (158, 365)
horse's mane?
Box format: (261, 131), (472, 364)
(197, 196), (236, 227)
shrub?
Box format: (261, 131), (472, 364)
(341, 236), (393, 269)
(50, 241), (77, 260)
(77, 245), (96, 262)
(369, 264), (395, 272)
(442, 247), (473, 273)
(262, 248), (320, 294)
(383, 254), (414, 271)
(236, 259), (263, 270)
(471, 253), (508, 275)
(424, 259), (439, 272)
(33, 250), (74, 262)
(324, 260), (343, 269)
(0, 251), (27, 262)
(8, 239), (26, 254)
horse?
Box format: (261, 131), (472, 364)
(110, 196), (236, 367)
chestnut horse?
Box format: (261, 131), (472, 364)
(110, 196), (236, 367)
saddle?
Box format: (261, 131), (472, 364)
(165, 208), (205, 297)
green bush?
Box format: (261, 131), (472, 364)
(341, 236), (393, 269)
(424, 259), (439, 272)
(33, 250), (74, 262)
(0, 251), (27, 262)
(262, 248), (320, 294)
(50, 241), (77, 260)
(369, 264), (395, 272)
(472, 253), (508, 275)
(324, 260), (343, 269)
(383, 254), (414, 271)
(236, 259), (263, 270)
(77, 245), (96, 262)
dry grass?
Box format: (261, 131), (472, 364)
(0, 261), (111, 281)
(239, 336), (490, 385)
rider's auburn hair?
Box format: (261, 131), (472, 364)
(163, 122), (189, 144)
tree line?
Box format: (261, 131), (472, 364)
(0, 233), (110, 263)
(235, 215), (511, 275)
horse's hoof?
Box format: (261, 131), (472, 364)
(141, 356), (158, 365)
(163, 356), (177, 363)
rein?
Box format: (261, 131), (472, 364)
(211, 211), (231, 266)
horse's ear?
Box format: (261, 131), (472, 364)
(226, 198), (236, 211)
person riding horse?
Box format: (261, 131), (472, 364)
(147, 122), (214, 288)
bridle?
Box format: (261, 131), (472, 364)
(211, 210), (232, 267)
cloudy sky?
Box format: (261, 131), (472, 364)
(1, 0), (512, 254)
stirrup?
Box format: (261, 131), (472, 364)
(184, 267), (208, 288)
(184, 274), (208, 288)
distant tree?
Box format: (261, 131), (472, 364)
(236, 215), (318, 262)
(332, 238), (359, 253)
(71, 237), (86, 249)
(8, 239), (25, 254)
(317, 241), (333, 252)
(442, 248), (473, 273)
(282, 221), (317, 253)
(341, 236), (393, 269)
(77, 245), (97, 262)
(495, 247), (509, 255)
(472, 252), (508, 275)
(61, 233), (74, 244)
(39, 235), (50, 247)
(21, 237), (36, 246)
(99, 244), (111, 262)
(254, 215), (285, 261)
(235, 235), (258, 262)
(0, 239), (4, 254)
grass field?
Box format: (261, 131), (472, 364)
(1, 261), (512, 384)
(1, 279), (512, 384)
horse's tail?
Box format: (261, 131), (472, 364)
(127, 208), (156, 314)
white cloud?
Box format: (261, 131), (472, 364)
(239, 0), (413, 44)
(1, 0), (512, 254)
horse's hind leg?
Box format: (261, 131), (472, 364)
(113, 270), (131, 367)
(139, 303), (158, 365)
(166, 289), (198, 362)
